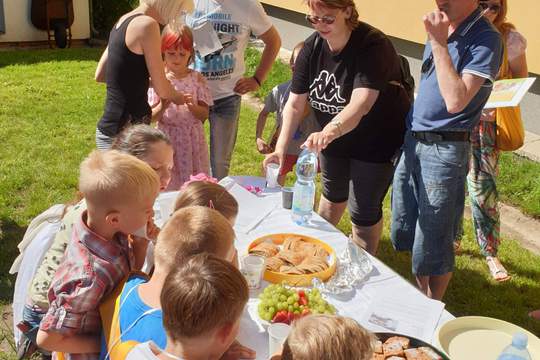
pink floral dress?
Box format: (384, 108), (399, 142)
(149, 71), (213, 191)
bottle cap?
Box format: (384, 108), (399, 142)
(512, 332), (528, 349)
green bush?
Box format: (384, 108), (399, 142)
(91, 0), (138, 39)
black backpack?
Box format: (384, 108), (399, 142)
(398, 54), (416, 103)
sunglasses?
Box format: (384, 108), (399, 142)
(305, 14), (336, 25)
(479, 2), (501, 13)
(421, 53), (434, 74)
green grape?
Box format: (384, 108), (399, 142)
(277, 302), (286, 310)
(294, 302), (300, 309)
(269, 307), (276, 316)
(299, 305), (305, 311)
(272, 294), (280, 302)
(294, 310), (300, 315)
(279, 294), (287, 301)
(287, 297), (295, 305)
(318, 305), (325, 313)
(293, 293), (300, 301)
(288, 305), (294, 312)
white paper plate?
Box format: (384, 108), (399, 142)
(435, 316), (540, 359)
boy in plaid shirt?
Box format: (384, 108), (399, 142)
(36, 150), (160, 360)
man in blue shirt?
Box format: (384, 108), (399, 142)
(391, 0), (502, 300)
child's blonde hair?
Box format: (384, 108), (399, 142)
(78, 150), (160, 210)
(174, 182), (238, 222)
(281, 315), (374, 360)
(161, 253), (248, 340)
(140, 0), (194, 25)
(154, 206), (235, 271)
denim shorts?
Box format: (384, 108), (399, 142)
(391, 131), (470, 276)
(18, 305), (49, 354)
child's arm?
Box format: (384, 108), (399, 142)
(185, 94), (210, 122)
(256, 109), (272, 154)
(36, 329), (100, 354)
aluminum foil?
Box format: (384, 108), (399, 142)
(313, 239), (373, 294)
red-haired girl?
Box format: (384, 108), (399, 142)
(149, 25), (213, 190)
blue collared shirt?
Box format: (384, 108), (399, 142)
(408, 8), (503, 131)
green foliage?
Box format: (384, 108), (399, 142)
(244, 47), (292, 100)
(499, 152), (540, 218)
(91, 0), (139, 39)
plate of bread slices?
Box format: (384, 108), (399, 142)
(372, 333), (450, 360)
(247, 233), (336, 287)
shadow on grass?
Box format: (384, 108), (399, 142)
(0, 217), (27, 303)
(0, 48), (103, 68)
(377, 235), (540, 336)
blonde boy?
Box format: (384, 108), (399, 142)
(102, 206), (254, 359)
(127, 253), (249, 359)
(36, 150), (160, 360)
(280, 315), (374, 360)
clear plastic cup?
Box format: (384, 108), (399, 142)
(266, 163), (280, 188)
(241, 255), (265, 289)
(268, 323), (291, 356)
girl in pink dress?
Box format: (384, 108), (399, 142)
(149, 25), (213, 191)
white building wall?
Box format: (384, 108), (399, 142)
(0, 0), (89, 42)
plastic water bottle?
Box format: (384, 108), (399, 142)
(291, 149), (318, 225)
(497, 333), (532, 360)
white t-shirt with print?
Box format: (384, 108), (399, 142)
(187, 0), (272, 100)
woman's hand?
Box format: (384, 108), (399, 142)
(302, 123), (340, 153)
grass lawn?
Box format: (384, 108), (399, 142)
(0, 47), (539, 354)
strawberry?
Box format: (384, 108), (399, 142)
(299, 296), (308, 306)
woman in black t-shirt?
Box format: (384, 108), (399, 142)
(94, 0), (193, 150)
(263, 0), (410, 255)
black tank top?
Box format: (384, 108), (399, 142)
(98, 14), (151, 137)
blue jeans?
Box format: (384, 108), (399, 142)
(391, 131), (470, 276)
(208, 95), (242, 180)
(18, 305), (50, 355)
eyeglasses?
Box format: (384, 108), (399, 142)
(421, 53), (434, 74)
(479, 2), (501, 13)
(305, 14), (336, 25)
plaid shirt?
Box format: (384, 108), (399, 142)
(40, 211), (133, 360)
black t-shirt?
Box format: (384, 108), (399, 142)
(291, 23), (410, 162)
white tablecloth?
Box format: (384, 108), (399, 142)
(228, 177), (454, 359)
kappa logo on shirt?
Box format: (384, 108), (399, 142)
(309, 70), (346, 115)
